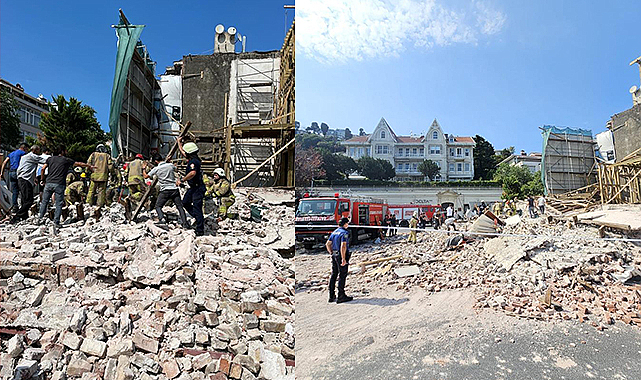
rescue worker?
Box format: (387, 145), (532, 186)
(66, 166), (83, 186)
(205, 168), (235, 221)
(86, 144), (113, 207)
(106, 162), (123, 206)
(65, 176), (87, 206)
(492, 200), (503, 216)
(325, 217), (353, 303)
(145, 153), (188, 227)
(407, 211), (419, 244)
(126, 154), (147, 204)
(176, 138), (206, 236)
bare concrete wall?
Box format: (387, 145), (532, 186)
(610, 104), (641, 161)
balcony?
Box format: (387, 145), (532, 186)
(394, 154), (424, 158)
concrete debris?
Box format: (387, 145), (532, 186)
(0, 188), (294, 379)
(297, 212), (641, 330)
(393, 265), (420, 278)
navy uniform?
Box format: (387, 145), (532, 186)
(181, 143), (206, 236)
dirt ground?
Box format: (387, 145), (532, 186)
(296, 245), (641, 380)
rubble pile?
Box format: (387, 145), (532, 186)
(0, 188), (295, 380)
(297, 215), (641, 329)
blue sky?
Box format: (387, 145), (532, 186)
(296, 0), (641, 154)
(0, 0), (294, 132)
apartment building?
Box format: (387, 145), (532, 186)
(342, 117), (475, 181)
(0, 79), (50, 141)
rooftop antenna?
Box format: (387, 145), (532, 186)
(631, 55), (641, 84)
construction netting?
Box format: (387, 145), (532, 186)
(540, 125), (594, 195)
(108, 17), (144, 157)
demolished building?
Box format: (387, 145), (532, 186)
(108, 11), (295, 186)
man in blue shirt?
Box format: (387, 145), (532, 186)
(325, 217), (354, 303)
(0, 143), (28, 211)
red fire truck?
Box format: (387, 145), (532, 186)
(295, 193), (387, 249)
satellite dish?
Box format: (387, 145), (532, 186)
(227, 27), (237, 35)
(215, 24), (224, 34)
(630, 85), (638, 94)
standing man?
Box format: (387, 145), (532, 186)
(205, 168), (235, 221)
(407, 211), (419, 244)
(86, 144), (113, 207)
(446, 204), (453, 219)
(38, 145), (94, 227)
(144, 153), (188, 228)
(537, 195), (546, 215)
(0, 143), (27, 212)
(325, 217), (353, 303)
(11, 145), (47, 223)
(527, 195), (536, 218)
(390, 214), (397, 236)
(126, 154), (147, 204)
(177, 138), (206, 236)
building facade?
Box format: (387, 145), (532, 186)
(499, 150), (542, 173)
(0, 79), (49, 141)
(342, 118), (475, 181)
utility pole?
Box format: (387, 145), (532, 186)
(631, 55), (641, 85)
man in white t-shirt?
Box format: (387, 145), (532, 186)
(144, 153), (188, 228)
(537, 196), (546, 215)
(446, 205), (453, 218)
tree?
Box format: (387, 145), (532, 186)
(309, 122), (320, 134)
(295, 121), (300, 131)
(295, 133), (343, 153)
(319, 149), (358, 180)
(295, 147), (325, 187)
(0, 87), (21, 150)
(345, 128), (353, 139)
(320, 122), (329, 136)
(359, 128), (366, 136)
(417, 159), (440, 181)
(493, 163), (543, 199)
(38, 95), (109, 162)
(358, 156), (395, 180)
(473, 135), (497, 180)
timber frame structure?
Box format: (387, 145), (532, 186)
(597, 148), (641, 205)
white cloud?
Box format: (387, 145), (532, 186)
(297, 0), (506, 64)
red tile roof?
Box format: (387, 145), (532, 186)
(453, 136), (474, 143)
(396, 136), (424, 143)
(344, 135), (370, 143)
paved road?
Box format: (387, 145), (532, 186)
(296, 255), (641, 380)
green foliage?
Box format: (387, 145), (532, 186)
(320, 122), (329, 136)
(38, 95), (109, 162)
(359, 128), (366, 136)
(295, 133), (343, 153)
(319, 149), (358, 181)
(0, 87), (22, 150)
(357, 156), (395, 180)
(473, 135), (497, 180)
(417, 159), (440, 181)
(345, 128), (353, 139)
(493, 163), (544, 199)
(495, 146), (514, 164)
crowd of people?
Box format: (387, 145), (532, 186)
(0, 139), (236, 236)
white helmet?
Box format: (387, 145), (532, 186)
(213, 168), (225, 177)
(183, 142), (199, 154)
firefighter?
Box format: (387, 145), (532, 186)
(86, 144), (113, 207)
(65, 176), (87, 206)
(126, 154), (147, 204)
(106, 162), (123, 206)
(407, 211), (419, 244)
(205, 168), (235, 221)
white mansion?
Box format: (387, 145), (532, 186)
(342, 118), (476, 181)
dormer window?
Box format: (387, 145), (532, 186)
(381, 130), (386, 139)
(432, 131), (438, 140)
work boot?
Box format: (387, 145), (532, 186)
(336, 295), (354, 304)
(328, 294), (336, 303)
(124, 198), (132, 221)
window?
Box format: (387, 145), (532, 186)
(381, 130), (386, 139)
(349, 148), (355, 156)
(429, 145), (441, 155)
(405, 148), (410, 156)
(358, 148), (363, 157)
(398, 148), (403, 156)
(449, 163), (455, 172)
(432, 131), (438, 139)
(397, 163), (402, 170)
(412, 163), (418, 171)
(456, 148), (462, 156)
(366, 148), (370, 156)
(457, 163), (462, 172)
(419, 148), (424, 156)
(465, 148), (470, 157)
(412, 148), (417, 156)
(465, 163), (470, 172)
(450, 148), (454, 157)
(405, 163), (410, 171)
(375, 145), (389, 154)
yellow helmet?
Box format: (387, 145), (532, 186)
(80, 173), (87, 178)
